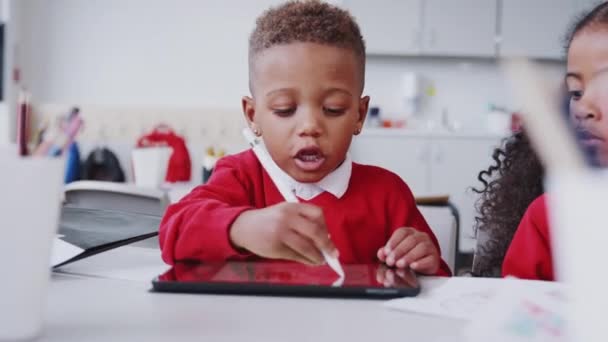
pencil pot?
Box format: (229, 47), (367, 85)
(132, 146), (172, 188)
(0, 149), (64, 340)
(545, 170), (608, 342)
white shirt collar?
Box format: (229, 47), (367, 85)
(259, 143), (352, 200)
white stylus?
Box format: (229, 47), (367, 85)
(242, 128), (345, 279)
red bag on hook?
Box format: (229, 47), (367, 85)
(136, 124), (192, 182)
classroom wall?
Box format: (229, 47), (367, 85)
(16, 0), (283, 109)
(14, 0), (564, 133)
(1, 0), (16, 143)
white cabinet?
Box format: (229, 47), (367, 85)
(499, 0), (578, 59)
(350, 130), (502, 252)
(429, 138), (501, 251)
(574, 0), (601, 13)
(343, 0), (496, 57)
(344, 0), (422, 55)
(349, 133), (430, 195)
(344, 0), (586, 60)
(422, 0), (497, 57)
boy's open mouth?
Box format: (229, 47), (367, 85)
(294, 147), (326, 171)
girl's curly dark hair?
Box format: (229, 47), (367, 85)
(471, 132), (544, 277)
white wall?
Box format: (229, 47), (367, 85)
(17, 0), (282, 109)
(1, 0), (16, 144)
(15, 0), (565, 133)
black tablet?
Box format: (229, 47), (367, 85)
(151, 261), (420, 299)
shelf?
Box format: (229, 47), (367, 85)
(359, 127), (507, 140)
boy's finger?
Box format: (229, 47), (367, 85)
(281, 248), (317, 266)
(384, 228), (415, 254)
(410, 254), (439, 273)
(296, 203), (325, 222)
(386, 234), (419, 266)
(396, 242), (430, 268)
(281, 230), (324, 265)
(377, 247), (387, 261)
(292, 209), (337, 256)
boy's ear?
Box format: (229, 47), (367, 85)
(242, 96), (257, 128)
(356, 96), (370, 132)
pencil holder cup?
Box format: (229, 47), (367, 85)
(545, 170), (608, 342)
(132, 146), (172, 188)
(0, 149), (64, 340)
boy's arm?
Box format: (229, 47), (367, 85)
(388, 175), (452, 277)
(159, 156), (255, 265)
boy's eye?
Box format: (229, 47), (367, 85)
(569, 90), (583, 101)
(324, 107), (346, 116)
(273, 108), (295, 117)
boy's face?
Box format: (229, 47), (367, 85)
(567, 29), (608, 166)
(243, 42), (369, 183)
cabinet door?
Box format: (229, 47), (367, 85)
(350, 134), (430, 195)
(429, 137), (502, 253)
(422, 0), (497, 57)
(574, 0), (601, 13)
(500, 0), (578, 59)
(342, 0), (423, 55)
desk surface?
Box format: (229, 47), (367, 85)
(45, 242), (464, 342)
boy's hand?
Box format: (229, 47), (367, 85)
(229, 202), (338, 265)
(377, 227), (440, 275)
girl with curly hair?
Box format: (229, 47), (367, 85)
(473, 1), (608, 280)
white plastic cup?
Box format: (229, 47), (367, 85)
(0, 151), (64, 340)
(546, 170), (608, 342)
(132, 146), (172, 188)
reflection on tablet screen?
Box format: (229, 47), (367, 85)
(159, 262), (418, 289)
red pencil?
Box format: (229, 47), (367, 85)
(16, 90), (29, 156)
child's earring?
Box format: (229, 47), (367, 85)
(354, 127), (362, 135)
(252, 127), (261, 136)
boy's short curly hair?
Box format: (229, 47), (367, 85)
(249, 0), (366, 84)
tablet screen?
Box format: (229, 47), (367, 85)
(157, 261), (419, 290)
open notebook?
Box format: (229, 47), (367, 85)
(52, 206), (160, 268)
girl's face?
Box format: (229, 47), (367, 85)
(566, 28), (608, 166)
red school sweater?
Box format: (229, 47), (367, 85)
(159, 150), (451, 276)
(502, 194), (554, 281)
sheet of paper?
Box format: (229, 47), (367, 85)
(384, 277), (560, 321)
(464, 278), (567, 342)
(51, 236), (84, 267)
(53, 245), (169, 282)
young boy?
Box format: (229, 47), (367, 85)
(159, 0), (451, 276)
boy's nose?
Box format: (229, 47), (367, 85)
(297, 111), (322, 138)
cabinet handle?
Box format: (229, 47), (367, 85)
(412, 28), (421, 49)
(429, 28), (436, 48)
(418, 144), (431, 162)
(434, 147), (443, 163)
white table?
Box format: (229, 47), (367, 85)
(44, 242), (464, 342)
